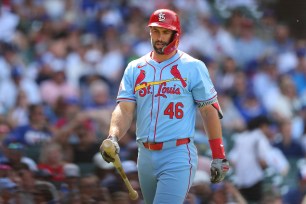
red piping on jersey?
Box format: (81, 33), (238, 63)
(146, 52), (184, 142)
(194, 94), (217, 103)
(184, 143), (193, 200)
(144, 61), (157, 137)
(116, 97), (136, 102)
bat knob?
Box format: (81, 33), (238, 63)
(101, 139), (116, 156)
(129, 190), (139, 200)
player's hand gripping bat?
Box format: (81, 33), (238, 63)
(100, 139), (139, 200)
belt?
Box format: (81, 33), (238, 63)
(142, 138), (191, 151)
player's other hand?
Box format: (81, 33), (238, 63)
(100, 136), (120, 163)
(210, 159), (230, 183)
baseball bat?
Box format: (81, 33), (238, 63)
(101, 139), (139, 200)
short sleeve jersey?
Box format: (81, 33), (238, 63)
(117, 50), (217, 143)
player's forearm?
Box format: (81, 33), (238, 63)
(200, 105), (226, 159)
(200, 105), (222, 140)
(108, 103), (135, 140)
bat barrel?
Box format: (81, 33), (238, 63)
(101, 139), (138, 200)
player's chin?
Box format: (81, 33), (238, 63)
(153, 46), (164, 55)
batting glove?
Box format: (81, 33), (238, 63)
(101, 135), (120, 163)
(210, 159), (230, 183)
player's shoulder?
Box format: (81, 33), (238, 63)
(178, 50), (207, 69)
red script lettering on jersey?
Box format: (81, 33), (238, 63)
(155, 82), (181, 98)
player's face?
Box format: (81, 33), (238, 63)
(150, 27), (174, 54)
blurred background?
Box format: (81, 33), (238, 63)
(0, 0), (306, 203)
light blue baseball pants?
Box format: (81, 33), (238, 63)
(137, 141), (198, 204)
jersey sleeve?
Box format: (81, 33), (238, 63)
(116, 63), (136, 103)
(191, 60), (217, 105)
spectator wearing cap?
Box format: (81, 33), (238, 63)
(59, 163), (81, 204)
(7, 104), (53, 161)
(92, 152), (117, 185)
(0, 66), (41, 111)
(63, 163), (80, 179)
(188, 170), (212, 204)
(0, 177), (20, 204)
(1, 141), (38, 172)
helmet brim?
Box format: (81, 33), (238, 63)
(148, 22), (178, 32)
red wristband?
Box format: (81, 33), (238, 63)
(209, 138), (226, 159)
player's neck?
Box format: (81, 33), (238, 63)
(151, 50), (177, 63)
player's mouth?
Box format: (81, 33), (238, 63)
(155, 42), (166, 47)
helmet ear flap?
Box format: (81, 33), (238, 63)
(162, 32), (179, 55)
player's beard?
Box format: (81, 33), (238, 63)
(152, 40), (168, 55)
(152, 32), (175, 55)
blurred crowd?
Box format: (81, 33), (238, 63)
(0, 0), (306, 203)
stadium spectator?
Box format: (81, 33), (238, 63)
(37, 142), (66, 182)
(0, 1), (305, 203)
(9, 103), (52, 145)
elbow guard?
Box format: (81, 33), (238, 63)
(211, 101), (223, 119)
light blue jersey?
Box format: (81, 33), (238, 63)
(117, 50), (218, 204)
(117, 50), (217, 143)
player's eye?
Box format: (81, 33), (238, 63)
(163, 30), (172, 35)
(152, 29), (159, 34)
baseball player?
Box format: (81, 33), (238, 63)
(101, 8), (229, 204)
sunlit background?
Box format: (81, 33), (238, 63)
(0, 0), (306, 203)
